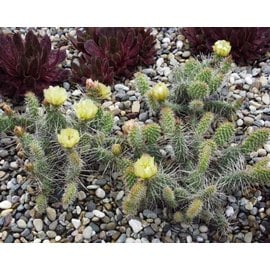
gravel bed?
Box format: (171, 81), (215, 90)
(0, 27), (269, 243)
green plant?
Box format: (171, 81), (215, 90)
(0, 86), (119, 213)
(134, 55), (241, 121)
(0, 30), (69, 101)
(121, 108), (270, 230)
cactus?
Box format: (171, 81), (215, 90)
(142, 123), (161, 145)
(241, 128), (270, 154)
(195, 112), (214, 137)
(0, 88), (117, 209)
(123, 181), (147, 215)
(187, 81), (209, 100)
(35, 194), (48, 214)
(128, 125), (144, 155)
(162, 186), (177, 208)
(62, 182), (78, 208)
(213, 122), (235, 147)
(133, 72), (150, 95)
(160, 107), (176, 136)
(186, 198), (203, 221)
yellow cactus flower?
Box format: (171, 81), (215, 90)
(74, 99), (98, 121)
(134, 154), (158, 180)
(57, 128), (80, 149)
(44, 86), (67, 106)
(150, 82), (169, 102)
(212, 40), (231, 57)
(97, 83), (112, 100)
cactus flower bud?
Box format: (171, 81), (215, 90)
(57, 128), (80, 149)
(212, 40), (231, 57)
(150, 82), (169, 102)
(74, 99), (98, 121)
(14, 126), (25, 137)
(43, 86), (67, 106)
(86, 79), (111, 100)
(122, 119), (137, 135)
(134, 154), (158, 180)
(1, 103), (13, 116)
(111, 144), (122, 156)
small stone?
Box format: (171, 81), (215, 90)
(129, 219), (143, 233)
(228, 196), (237, 203)
(10, 161), (18, 169)
(237, 119), (244, 126)
(182, 51), (191, 58)
(55, 236), (61, 242)
(33, 219), (43, 232)
(244, 116), (254, 125)
(0, 200), (12, 209)
(115, 191), (124, 201)
(262, 93), (270, 105)
(46, 207), (57, 221)
(17, 219), (27, 229)
(72, 89), (81, 96)
(131, 101), (140, 113)
(47, 231), (56, 239)
(156, 58), (164, 67)
(0, 150), (9, 158)
(143, 210), (157, 219)
(138, 112), (148, 122)
(71, 218), (81, 229)
(245, 75), (253, 85)
(186, 235), (192, 243)
(95, 188), (106, 199)
(176, 40), (183, 50)
(77, 191), (86, 201)
(245, 201), (253, 211)
(258, 148), (267, 157)
(199, 225), (208, 233)
(244, 232), (253, 243)
(225, 206), (234, 217)
(114, 84), (129, 92)
(87, 201), (96, 212)
(83, 226), (93, 239)
(0, 171), (6, 179)
(93, 210), (105, 218)
(162, 37), (170, 43)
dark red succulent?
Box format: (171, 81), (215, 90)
(0, 30), (69, 100)
(182, 27), (270, 65)
(70, 27), (156, 85)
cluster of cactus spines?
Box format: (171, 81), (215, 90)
(133, 72), (150, 95)
(162, 186), (177, 208)
(195, 112), (214, 137)
(213, 122), (235, 147)
(123, 181), (147, 215)
(241, 128), (270, 154)
(160, 107), (176, 136)
(185, 198), (203, 221)
(187, 81), (209, 100)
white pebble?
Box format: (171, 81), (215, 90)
(225, 206), (234, 217)
(93, 210), (105, 218)
(71, 218), (81, 229)
(95, 188), (106, 199)
(0, 200), (12, 210)
(129, 219), (143, 233)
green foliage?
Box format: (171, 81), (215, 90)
(162, 186), (177, 208)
